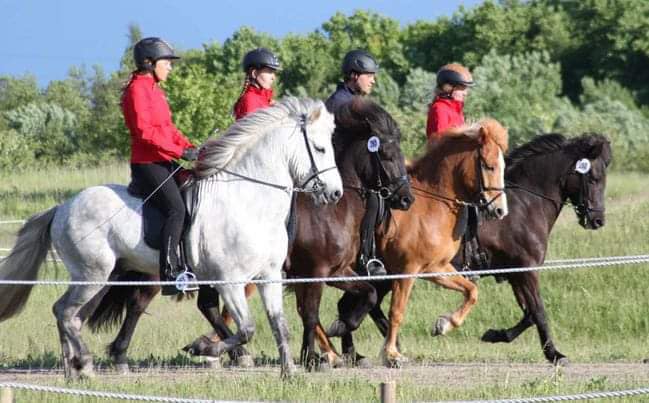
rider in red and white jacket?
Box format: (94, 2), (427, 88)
(233, 48), (281, 120)
(121, 37), (197, 296)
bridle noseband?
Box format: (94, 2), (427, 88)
(368, 136), (410, 201)
(474, 149), (505, 211)
(295, 114), (338, 193)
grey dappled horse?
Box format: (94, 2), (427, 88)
(0, 97), (343, 378)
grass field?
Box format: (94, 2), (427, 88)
(0, 165), (648, 402)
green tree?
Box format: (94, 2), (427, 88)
(0, 75), (41, 112)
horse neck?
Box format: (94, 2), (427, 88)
(336, 142), (365, 188)
(412, 146), (478, 202)
(229, 128), (293, 188)
(506, 151), (571, 223)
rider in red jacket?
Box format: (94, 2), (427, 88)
(426, 63), (475, 140)
(233, 48), (281, 120)
(122, 37), (197, 296)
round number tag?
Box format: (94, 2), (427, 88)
(575, 158), (591, 174)
(367, 136), (380, 153)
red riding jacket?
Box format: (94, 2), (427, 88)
(426, 96), (465, 140)
(122, 74), (193, 163)
(234, 85), (273, 120)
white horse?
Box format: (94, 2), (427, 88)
(0, 97), (343, 378)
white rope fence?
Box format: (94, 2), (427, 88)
(0, 382), (255, 403)
(2, 382), (649, 403)
(0, 253), (647, 287)
(446, 386), (649, 402)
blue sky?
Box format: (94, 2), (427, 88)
(1, 0), (483, 86)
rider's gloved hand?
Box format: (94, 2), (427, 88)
(181, 147), (199, 161)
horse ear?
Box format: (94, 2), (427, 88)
(308, 105), (322, 124)
(478, 126), (487, 145)
(587, 142), (604, 159)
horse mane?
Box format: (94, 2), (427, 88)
(506, 133), (611, 174)
(410, 118), (508, 173)
(333, 97), (400, 142)
(194, 97), (325, 178)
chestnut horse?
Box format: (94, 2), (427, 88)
(331, 132), (611, 366)
(86, 98), (414, 370)
(373, 119), (509, 366)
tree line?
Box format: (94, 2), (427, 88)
(1, 0), (649, 171)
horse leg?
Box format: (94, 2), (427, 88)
(109, 283), (159, 373)
(294, 283), (326, 371)
(53, 283), (105, 379)
(427, 264), (478, 336)
(515, 273), (567, 365)
(481, 274), (534, 343)
(257, 279), (295, 378)
(383, 276), (416, 367)
(183, 285), (252, 367)
(339, 279), (393, 366)
(314, 323), (342, 368)
(212, 284), (256, 359)
(221, 283), (257, 327)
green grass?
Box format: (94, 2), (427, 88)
(1, 165), (649, 401)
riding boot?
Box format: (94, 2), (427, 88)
(160, 239), (182, 296)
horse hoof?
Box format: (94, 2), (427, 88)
(326, 319), (348, 338)
(431, 315), (452, 336)
(316, 359), (331, 373)
(235, 354), (254, 368)
(481, 328), (504, 343)
(356, 356), (373, 369)
(114, 363), (130, 374)
(382, 352), (407, 368)
(206, 356), (221, 369)
(281, 363), (297, 379)
(182, 335), (213, 356)
(323, 352), (344, 368)
(554, 356), (570, 367)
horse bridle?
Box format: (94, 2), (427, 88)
(506, 158), (602, 225)
(411, 146), (505, 213)
(474, 148), (505, 211)
(566, 161), (603, 226)
(368, 137), (410, 200)
(294, 114), (338, 193)
(219, 114), (337, 195)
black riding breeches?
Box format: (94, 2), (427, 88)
(131, 161), (185, 273)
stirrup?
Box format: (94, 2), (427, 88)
(175, 270), (199, 293)
(366, 258), (387, 277)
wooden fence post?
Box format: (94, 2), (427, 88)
(380, 381), (396, 403)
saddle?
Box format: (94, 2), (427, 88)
(126, 168), (196, 251)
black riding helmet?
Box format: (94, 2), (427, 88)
(436, 64), (475, 88)
(133, 37), (180, 71)
(342, 50), (379, 76)
(242, 48), (282, 72)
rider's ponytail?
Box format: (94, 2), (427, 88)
(233, 74), (253, 117)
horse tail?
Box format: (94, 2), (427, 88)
(0, 207), (57, 321)
(87, 271), (152, 333)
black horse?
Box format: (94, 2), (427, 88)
(85, 97), (414, 371)
(331, 133), (612, 365)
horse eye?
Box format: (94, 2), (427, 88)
(314, 145), (326, 154)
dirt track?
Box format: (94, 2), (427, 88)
(1, 362), (648, 387)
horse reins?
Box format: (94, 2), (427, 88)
(217, 114), (337, 194)
(410, 146), (505, 212)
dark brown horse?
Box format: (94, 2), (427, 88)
(86, 97), (414, 371)
(330, 133), (611, 366)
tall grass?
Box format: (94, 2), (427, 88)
(0, 165), (648, 401)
